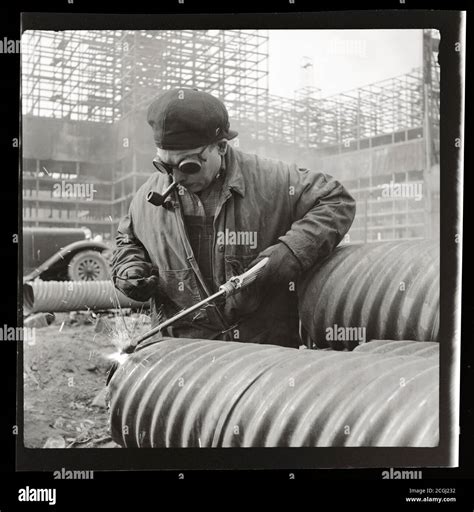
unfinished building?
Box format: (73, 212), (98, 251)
(21, 29), (440, 242)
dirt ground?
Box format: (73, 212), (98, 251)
(23, 311), (150, 449)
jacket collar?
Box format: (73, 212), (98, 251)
(222, 145), (245, 197)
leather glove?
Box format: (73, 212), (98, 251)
(114, 263), (159, 302)
(226, 242), (303, 318)
(247, 242), (303, 289)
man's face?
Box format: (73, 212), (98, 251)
(155, 145), (222, 193)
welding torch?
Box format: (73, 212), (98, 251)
(122, 257), (269, 354)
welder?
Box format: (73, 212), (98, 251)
(111, 88), (356, 348)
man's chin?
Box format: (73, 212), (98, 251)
(185, 182), (203, 192)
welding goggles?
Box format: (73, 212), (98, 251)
(152, 145), (208, 175)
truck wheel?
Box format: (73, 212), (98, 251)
(68, 250), (110, 281)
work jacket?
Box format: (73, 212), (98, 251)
(112, 146), (356, 347)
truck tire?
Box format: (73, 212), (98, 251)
(67, 250), (110, 281)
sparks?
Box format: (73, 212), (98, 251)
(107, 351), (128, 365)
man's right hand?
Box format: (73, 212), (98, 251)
(113, 263), (159, 302)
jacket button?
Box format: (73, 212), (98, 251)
(218, 245), (224, 252)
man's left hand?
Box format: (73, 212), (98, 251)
(227, 242), (303, 318)
(247, 242), (303, 289)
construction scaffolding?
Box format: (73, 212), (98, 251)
(22, 29), (269, 123)
(21, 29), (440, 242)
(22, 30), (119, 122)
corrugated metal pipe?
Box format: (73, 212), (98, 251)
(297, 240), (439, 349)
(353, 339), (439, 358)
(108, 338), (438, 448)
(23, 280), (147, 314)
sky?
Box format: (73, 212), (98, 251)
(267, 29), (422, 98)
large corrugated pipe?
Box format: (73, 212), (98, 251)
(298, 240), (439, 349)
(23, 280), (147, 314)
(353, 340), (439, 358)
(108, 338), (438, 447)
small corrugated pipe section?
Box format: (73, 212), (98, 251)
(108, 338), (438, 448)
(353, 340), (439, 358)
(23, 280), (147, 314)
(298, 240), (439, 349)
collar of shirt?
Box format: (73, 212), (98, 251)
(180, 173), (224, 217)
(179, 147), (245, 217)
(179, 154), (224, 217)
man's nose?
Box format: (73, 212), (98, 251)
(173, 169), (187, 183)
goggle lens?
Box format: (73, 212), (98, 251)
(152, 160), (172, 174)
(152, 149), (206, 175)
(178, 159), (202, 174)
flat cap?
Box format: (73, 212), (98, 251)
(147, 88), (238, 150)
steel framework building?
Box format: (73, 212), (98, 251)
(21, 28), (440, 242)
(22, 29), (269, 122)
